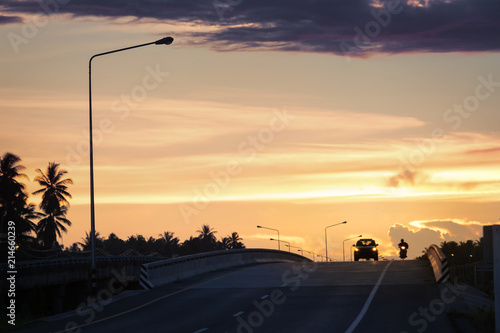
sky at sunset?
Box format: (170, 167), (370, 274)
(1, 0), (500, 260)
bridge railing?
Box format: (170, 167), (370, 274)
(0, 255), (167, 272)
(140, 248), (311, 289)
(427, 244), (450, 283)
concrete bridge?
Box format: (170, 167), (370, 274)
(4, 246), (456, 332)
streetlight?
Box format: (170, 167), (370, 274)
(286, 244), (303, 255)
(305, 250), (315, 261)
(325, 221), (347, 262)
(343, 235), (362, 262)
(88, 36), (174, 292)
(257, 225), (280, 250)
(270, 238), (290, 252)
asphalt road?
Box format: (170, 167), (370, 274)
(17, 260), (456, 333)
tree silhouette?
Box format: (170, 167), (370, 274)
(196, 224), (218, 251)
(17, 203), (42, 244)
(0, 153), (33, 235)
(220, 237), (231, 250)
(158, 231), (180, 256)
(103, 233), (127, 255)
(228, 232), (245, 249)
(33, 162), (72, 248)
(197, 224), (217, 240)
(33, 162), (72, 213)
(36, 206), (72, 248)
(79, 231), (104, 251)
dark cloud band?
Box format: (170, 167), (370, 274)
(3, 0), (500, 56)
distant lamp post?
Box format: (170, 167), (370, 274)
(88, 36), (174, 292)
(305, 250), (315, 261)
(257, 225), (280, 250)
(325, 221), (347, 262)
(286, 244), (303, 256)
(343, 235), (362, 262)
(270, 238), (290, 252)
(285, 243), (304, 255)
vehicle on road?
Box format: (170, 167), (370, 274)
(354, 239), (378, 261)
(399, 246), (407, 259)
(398, 238), (409, 260)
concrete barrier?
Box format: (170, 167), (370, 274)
(139, 248), (311, 289)
(427, 244), (450, 283)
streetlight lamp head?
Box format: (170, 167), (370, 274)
(155, 36), (174, 45)
(257, 225), (261, 228)
(342, 221), (347, 224)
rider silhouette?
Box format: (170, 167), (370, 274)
(398, 238), (409, 249)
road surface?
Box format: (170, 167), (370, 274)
(17, 260), (456, 333)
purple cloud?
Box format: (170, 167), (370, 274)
(2, 0), (500, 57)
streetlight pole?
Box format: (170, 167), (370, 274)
(270, 238), (290, 252)
(257, 225), (280, 250)
(305, 250), (315, 261)
(88, 36), (173, 292)
(286, 244), (304, 256)
(325, 221), (347, 262)
(343, 235), (362, 262)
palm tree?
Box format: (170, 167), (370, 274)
(78, 231), (104, 251)
(17, 203), (42, 244)
(158, 231), (180, 256)
(197, 224), (217, 242)
(36, 205), (72, 248)
(33, 162), (72, 214)
(220, 237), (231, 250)
(196, 224), (218, 251)
(228, 232), (244, 249)
(0, 152), (29, 232)
(33, 162), (73, 248)
(159, 231), (180, 246)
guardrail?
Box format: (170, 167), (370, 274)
(0, 255), (166, 271)
(140, 248), (311, 289)
(427, 244), (450, 283)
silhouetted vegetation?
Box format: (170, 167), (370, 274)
(417, 239), (483, 264)
(0, 152), (246, 262)
(1, 153), (73, 262)
(65, 224), (245, 258)
(418, 239), (491, 295)
(440, 239), (483, 264)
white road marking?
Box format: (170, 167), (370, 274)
(260, 295), (269, 300)
(50, 266), (256, 333)
(193, 329), (209, 333)
(233, 311), (245, 317)
(344, 260), (394, 333)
